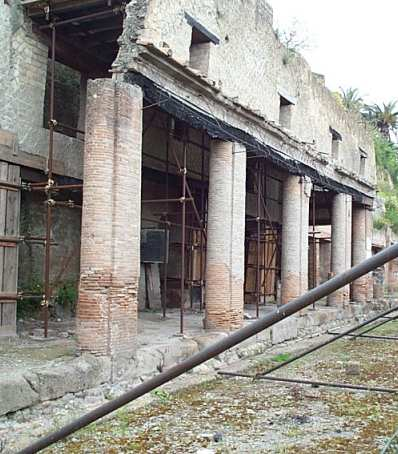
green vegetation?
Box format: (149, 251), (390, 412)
(17, 278), (78, 319)
(374, 134), (398, 233)
(337, 87), (398, 233)
(271, 352), (292, 363)
(17, 277), (43, 318)
(54, 280), (78, 312)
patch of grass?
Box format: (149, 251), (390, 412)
(272, 353), (292, 363)
(150, 389), (172, 403)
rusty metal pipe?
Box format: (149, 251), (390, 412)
(219, 372), (397, 394)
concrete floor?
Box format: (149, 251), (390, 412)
(0, 306), (271, 377)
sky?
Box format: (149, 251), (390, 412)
(269, 0), (398, 105)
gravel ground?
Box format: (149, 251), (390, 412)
(43, 320), (398, 454)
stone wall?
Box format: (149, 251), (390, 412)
(0, 1), (84, 180)
(117, 0), (376, 199)
(18, 191), (81, 308)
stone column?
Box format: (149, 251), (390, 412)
(205, 141), (246, 331)
(281, 175), (312, 306)
(351, 205), (373, 302)
(77, 79), (142, 357)
(328, 193), (352, 306)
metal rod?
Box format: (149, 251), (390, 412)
(55, 122), (85, 135)
(199, 131), (205, 312)
(169, 144), (206, 240)
(42, 23), (56, 339)
(255, 305), (398, 379)
(141, 217), (200, 232)
(142, 198), (193, 204)
(18, 243), (398, 454)
(349, 315), (398, 341)
(328, 332), (398, 341)
(162, 121), (171, 319)
(259, 375), (398, 394)
(256, 161), (261, 318)
(30, 184), (83, 191)
(180, 137), (187, 334)
(312, 191), (316, 309)
(219, 372), (398, 394)
(38, 8), (122, 30)
(248, 167), (280, 255)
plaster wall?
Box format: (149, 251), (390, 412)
(117, 0), (376, 196)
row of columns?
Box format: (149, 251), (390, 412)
(77, 79), (374, 357)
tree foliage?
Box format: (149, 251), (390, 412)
(338, 87), (364, 112)
(373, 133), (398, 233)
(274, 19), (313, 64)
(362, 101), (398, 141)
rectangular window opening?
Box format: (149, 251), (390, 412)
(279, 95), (294, 129)
(360, 148), (367, 176)
(330, 127), (342, 161)
(186, 13), (219, 76)
(189, 29), (211, 75)
(43, 61), (83, 138)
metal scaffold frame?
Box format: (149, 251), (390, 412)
(141, 113), (209, 334)
(15, 3), (211, 337)
(245, 157), (282, 316)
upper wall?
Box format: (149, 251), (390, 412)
(116, 0), (376, 193)
(0, 1), (83, 180)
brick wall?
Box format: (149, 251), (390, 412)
(77, 79), (142, 357)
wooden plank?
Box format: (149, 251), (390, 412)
(1, 164), (20, 336)
(0, 143), (67, 177)
(0, 162), (9, 299)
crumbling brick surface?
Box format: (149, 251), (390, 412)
(328, 193), (352, 306)
(205, 140), (246, 330)
(352, 206), (373, 302)
(281, 175), (311, 306)
(77, 79), (142, 357)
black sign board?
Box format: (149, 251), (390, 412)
(141, 229), (169, 264)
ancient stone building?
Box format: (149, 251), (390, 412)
(0, 0), (394, 354)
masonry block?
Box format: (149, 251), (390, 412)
(271, 316), (298, 344)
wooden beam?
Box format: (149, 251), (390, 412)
(34, 27), (110, 75)
(0, 144), (66, 176)
(24, 0), (113, 17)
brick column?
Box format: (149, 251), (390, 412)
(77, 79), (142, 357)
(351, 206), (373, 302)
(205, 141), (246, 331)
(281, 175), (312, 306)
(328, 193), (352, 306)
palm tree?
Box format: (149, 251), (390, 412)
(339, 87), (363, 112)
(363, 101), (398, 140)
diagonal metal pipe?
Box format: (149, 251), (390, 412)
(18, 243), (398, 454)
